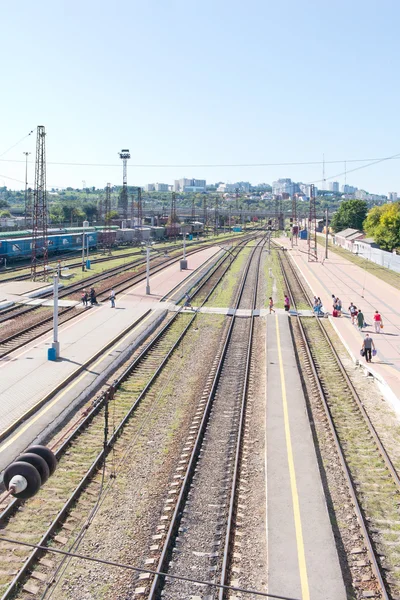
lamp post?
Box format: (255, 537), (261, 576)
(146, 244), (151, 295)
(52, 274), (60, 358)
(81, 231), (86, 272)
(180, 232), (188, 270)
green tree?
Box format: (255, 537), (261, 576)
(331, 199), (368, 232)
(105, 210), (119, 223)
(364, 205), (384, 236)
(365, 202), (400, 251)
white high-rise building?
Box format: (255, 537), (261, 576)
(329, 181), (339, 192)
(388, 192), (398, 202)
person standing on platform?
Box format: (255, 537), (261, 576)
(336, 298), (342, 316)
(357, 308), (365, 330)
(373, 310), (383, 333)
(81, 290), (88, 307)
(109, 289), (116, 308)
(269, 297), (275, 314)
(362, 333), (375, 363)
(90, 288), (97, 306)
(284, 294), (290, 312)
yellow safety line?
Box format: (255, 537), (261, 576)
(275, 315), (310, 600)
(0, 312), (153, 453)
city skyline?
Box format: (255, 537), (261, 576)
(1, 1), (400, 194)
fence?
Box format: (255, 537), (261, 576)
(352, 242), (400, 274)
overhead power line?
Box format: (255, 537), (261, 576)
(0, 130), (34, 159)
(1, 155), (400, 169)
(0, 536), (299, 600)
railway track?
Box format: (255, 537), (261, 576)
(0, 240), (250, 360)
(0, 236), (257, 599)
(143, 238), (265, 599)
(277, 247), (400, 599)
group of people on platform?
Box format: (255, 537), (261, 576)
(81, 288), (117, 308)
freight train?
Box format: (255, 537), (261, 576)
(0, 232), (98, 261)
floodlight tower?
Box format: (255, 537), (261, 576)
(118, 148), (130, 219)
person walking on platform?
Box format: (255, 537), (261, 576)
(373, 310), (383, 333)
(362, 333), (375, 363)
(269, 297), (275, 314)
(357, 308), (365, 330)
(336, 297), (342, 316)
(349, 302), (357, 324)
(184, 292), (193, 310)
(109, 289), (116, 308)
(284, 294), (290, 312)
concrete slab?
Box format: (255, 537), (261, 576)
(0, 281), (50, 296)
(266, 314), (346, 599)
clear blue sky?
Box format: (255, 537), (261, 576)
(1, 0), (399, 194)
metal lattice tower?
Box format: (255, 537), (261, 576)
(137, 187), (143, 243)
(170, 192), (178, 236)
(292, 193), (298, 246)
(31, 126), (48, 280)
(308, 184), (318, 261)
(118, 149), (130, 219)
(191, 196), (195, 221)
(202, 197), (207, 235)
(214, 195), (219, 234)
(104, 183), (112, 253)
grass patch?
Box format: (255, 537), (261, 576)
(205, 247), (251, 308)
(264, 249), (285, 308)
(316, 236), (400, 291)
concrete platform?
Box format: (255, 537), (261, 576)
(0, 246), (221, 471)
(0, 280), (51, 296)
(266, 314), (346, 599)
(278, 237), (400, 404)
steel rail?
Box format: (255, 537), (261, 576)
(0, 235), (252, 600)
(276, 247), (391, 600)
(218, 238), (264, 599)
(147, 237), (265, 600)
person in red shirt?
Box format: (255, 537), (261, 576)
(373, 310), (383, 333)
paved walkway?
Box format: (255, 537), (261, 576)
(266, 314), (346, 599)
(278, 236), (400, 404)
(0, 247), (220, 470)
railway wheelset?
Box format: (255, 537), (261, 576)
(3, 445), (57, 500)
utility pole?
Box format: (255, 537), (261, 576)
(325, 207), (329, 259)
(23, 152), (31, 228)
(31, 126), (48, 280)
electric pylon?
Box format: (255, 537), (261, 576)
(31, 126), (48, 280)
(191, 196), (195, 221)
(137, 187), (143, 243)
(118, 149), (130, 219)
(214, 195), (219, 234)
(202, 197), (207, 236)
(292, 193), (298, 246)
(104, 183), (112, 253)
